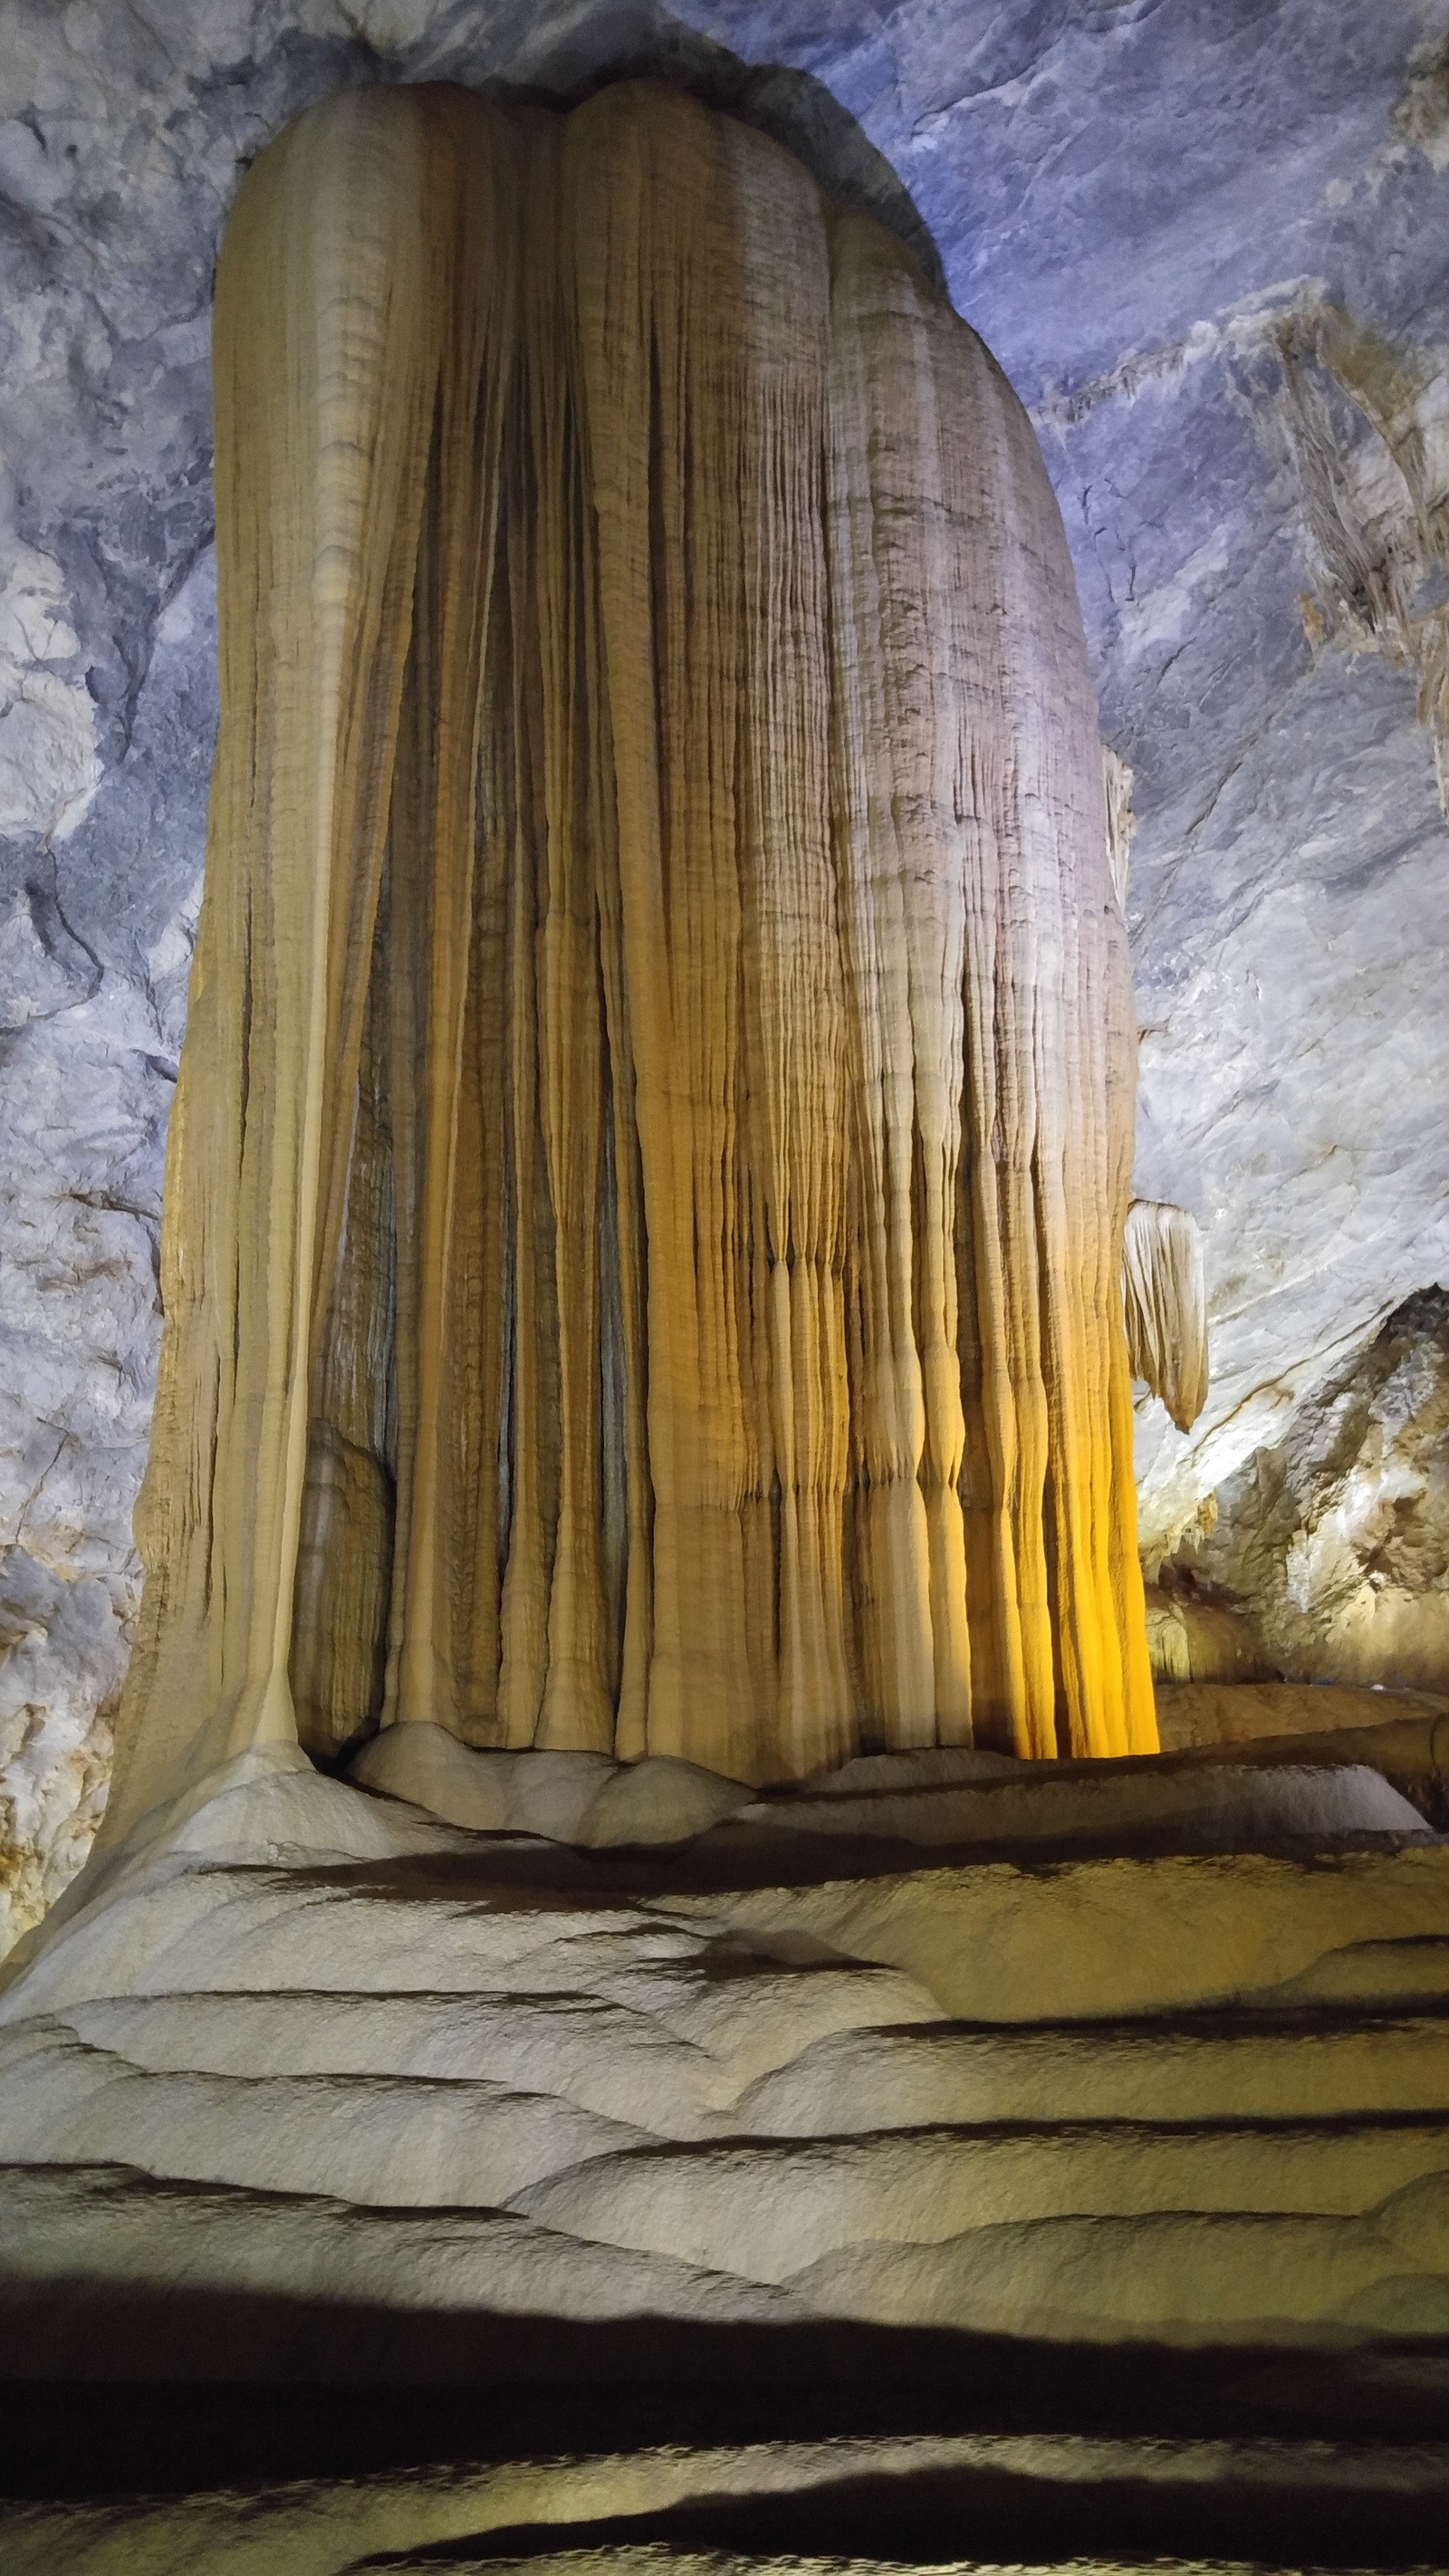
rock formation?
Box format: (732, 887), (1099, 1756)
(1157, 1286), (1449, 1694)
(1123, 1198), (1209, 1434)
(4, 5), (1447, 1943)
(104, 78), (1153, 1843)
(2, 44), (1448, 2527)
(1, 1754), (1444, 2389)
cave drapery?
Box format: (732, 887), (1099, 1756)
(1124, 1198), (1210, 1437)
(102, 77), (1155, 1841)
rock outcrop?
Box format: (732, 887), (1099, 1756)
(1156, 1288), (1449, 1695)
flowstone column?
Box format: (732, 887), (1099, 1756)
(103, 77), (1155, 1847)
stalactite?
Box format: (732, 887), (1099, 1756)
(102, 78), (1156, 1844)
(1124, 1198), (1210, 1434)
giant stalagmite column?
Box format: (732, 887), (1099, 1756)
(103, 79), (1156, 1844)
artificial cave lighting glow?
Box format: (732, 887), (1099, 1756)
(105, 78), (1157, 1841)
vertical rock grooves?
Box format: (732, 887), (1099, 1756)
(104, 79), (1154, 1840)
(1124, 1200), (1210, 1436)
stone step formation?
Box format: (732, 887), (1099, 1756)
(0, 1757), (1444, 2383)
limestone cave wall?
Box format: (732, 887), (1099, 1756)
(1151, 1287), (1449, 1696)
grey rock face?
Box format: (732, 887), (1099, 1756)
(1, 0), (1446, 1940)
(1161, 1287), (1449, 1694)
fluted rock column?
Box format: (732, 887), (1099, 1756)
(103, 78), (1156, 1844)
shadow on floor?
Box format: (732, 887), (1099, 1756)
(2, 2300), (1447, 2570)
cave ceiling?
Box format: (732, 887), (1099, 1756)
(0, 1), (1446, 1930)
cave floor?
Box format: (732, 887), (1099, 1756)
(1, 1754), (1445, 2570)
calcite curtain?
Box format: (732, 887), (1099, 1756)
(104, 79), (1156, 1842)
(1124, 1199), (1209, 1435)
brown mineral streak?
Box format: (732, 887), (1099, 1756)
(102, 79), (1156, 1841)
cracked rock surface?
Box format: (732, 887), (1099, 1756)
(1158, 1286), (1449, 1695)
(1, 1), (1447, 1943)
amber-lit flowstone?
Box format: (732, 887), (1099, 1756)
(102, 75), (1159, 1860)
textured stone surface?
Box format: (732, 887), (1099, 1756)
(1151, 1688), (1449, 1841)
(1122, 1199), (1208, 1435)
(349, 1724), (1431, 1852)
(727, 1760), (1425, 1851)
(9, 2454), (1449, 2574)
(1156, 1287), (1449, 1695)
(1, 1764), (1447, 2379)
(1156, 1677), (1449, 1754)
(114, 75), (1148, 1839)
(2, 3), (1448, 1937)
(350, 1724), (754, 1844)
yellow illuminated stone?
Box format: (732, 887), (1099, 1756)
(104, 80), (1156, 1842)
